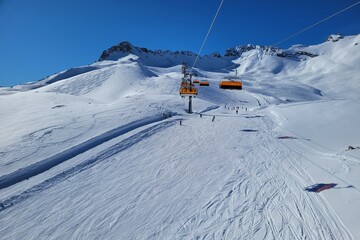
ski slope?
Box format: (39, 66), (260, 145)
(0, 34), (359, 239)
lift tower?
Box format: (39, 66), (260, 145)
(179, 63), (197, 113)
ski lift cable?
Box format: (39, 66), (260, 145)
(272, 0), (360, 47)
(191, 0), (225, 72)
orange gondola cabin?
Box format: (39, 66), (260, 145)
(199, 81), (210, 86)
(219, 77), (242, 90)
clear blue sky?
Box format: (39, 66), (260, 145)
(1, 0), (359, 86)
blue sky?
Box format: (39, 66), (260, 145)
(0, 0), (359, 86)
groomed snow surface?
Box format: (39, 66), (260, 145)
(0, 35), (360, 239)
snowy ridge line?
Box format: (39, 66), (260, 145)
(0, 115), (174, 190)
(0, 119), (177, 212)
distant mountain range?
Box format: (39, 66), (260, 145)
(98, 39), (319, 62)
(1, 33), (358, 100)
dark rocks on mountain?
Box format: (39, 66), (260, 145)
(99, 41), (317, 62)
(209, 52), (222, 58)
(276, 51), (318, 59)
(224, 48), (238, 57)
(99, 41), (199, 61)
(173, 50), (196, 57)
(296, 51), (318, 58)
(224, 44), (317, 59)
(99, 41), (134, 61)
(327, 34), (344, 42)
(140, 47), (149, 53)
(225, 45), (258, 57)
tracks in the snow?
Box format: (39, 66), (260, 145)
(173, 114), (353, 240)
(0, 117), (177, 212)
(0, 115), (168, 190)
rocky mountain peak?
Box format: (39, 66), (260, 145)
(224, 44), (258, 57)
(98, 41), (199, 62)
(99, 41), (135, 61)
(327, 34), (344, 42)
(224, 44), (318, 59)
(98, 40), (318, 63)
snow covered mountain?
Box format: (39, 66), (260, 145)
(0, 34), (360, 239)
(98, 41), (237, 72)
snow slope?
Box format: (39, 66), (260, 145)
(0, 34), (359, 239)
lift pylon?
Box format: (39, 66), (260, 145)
(179, 63), (197, 113)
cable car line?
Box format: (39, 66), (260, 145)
(191, 0), (225, 72)
(272, 0), (360, 47)
(179, 0), (224, 113)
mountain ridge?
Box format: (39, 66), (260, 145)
(1, 33), (358, 98)
(98, 40), (319, 61)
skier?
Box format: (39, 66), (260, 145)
(212, 116), (215, 122)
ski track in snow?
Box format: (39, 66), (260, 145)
(1, 98), (355, 240)
(172, 113), (353, 240)
(0, 115), (169, 190)
(0, 102), (355, 240)
(0, 119), (177, 212)
(1, 116), (95, 170)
